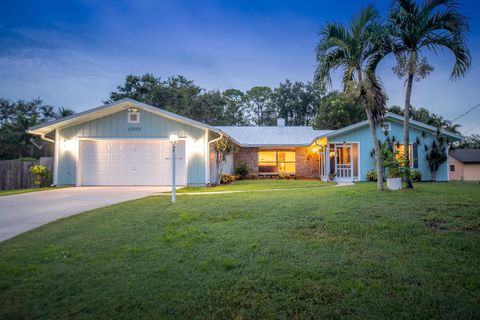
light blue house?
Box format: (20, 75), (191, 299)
(29, 99), (462, 186)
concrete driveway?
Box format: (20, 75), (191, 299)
(0, 186), (170, 242)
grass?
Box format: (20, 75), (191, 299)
(0, 186), (67, 197)
(0, 182), (479, 319)
(177, 178), (334, 193)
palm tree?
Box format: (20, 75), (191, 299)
(389, 0), (471, 188)
(315, 5), (389, 191)
(55, 107), (74, 119)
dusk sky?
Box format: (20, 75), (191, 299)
(0, 0), (479, 134)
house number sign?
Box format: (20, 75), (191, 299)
(128, 127), (141, 132)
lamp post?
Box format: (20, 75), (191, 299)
(169, 134), (179, 204)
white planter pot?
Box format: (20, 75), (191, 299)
(387, 177), (402, 190)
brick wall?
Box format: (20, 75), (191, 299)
(233, 146), (259, 175)
(295, 147), (319, 178)
(233, 146), (319, 178)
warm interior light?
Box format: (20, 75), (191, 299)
(169, 134), (179, 143)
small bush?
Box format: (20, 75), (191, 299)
(366, 169), (377, 182)
(411, 169), (422, 182)
(220, 174), (236, 184)
(234, 164), (250, 179)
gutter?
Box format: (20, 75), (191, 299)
(26, 130), (55, 144)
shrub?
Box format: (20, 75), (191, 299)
(234, 164), (250, 179)
(220, 174), (236, 184)
(366, 169), (377, 181)
(29, 165), (50, 187)
(410, 169), (422, 182)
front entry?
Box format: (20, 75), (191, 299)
(334, 144), (353, 182)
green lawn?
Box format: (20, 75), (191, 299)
(177, 178), (334, 193)
(0, 186), (67, 197)
(0, 182), (479, 319)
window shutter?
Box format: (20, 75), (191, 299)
(412, 143), (418, 168)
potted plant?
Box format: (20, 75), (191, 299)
(386, 167), (403, 190)
(328, 171), (336, 182)
(29, 164), (49, 188)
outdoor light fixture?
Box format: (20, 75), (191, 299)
(169, 134), (179, 144)
(169, 134), (179, 204)
(329, 151), (336, 158)
(62, 139), (73, 151)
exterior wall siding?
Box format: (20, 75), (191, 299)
(329, 119), (449, 181)
(57, 109), (208, 185)
(448, 156), (464, 180)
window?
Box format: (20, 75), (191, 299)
(382, 122), (391, 132)
(258, 150), (296, 174)
(128, 111), (140, 123)
(395, 144), (418, 168)
(450, 165), (455, 172)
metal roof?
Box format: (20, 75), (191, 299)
(216, 126), (333, 147)
(449, 149), (480, 163)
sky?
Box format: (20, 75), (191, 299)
(0, 0), (479, 134)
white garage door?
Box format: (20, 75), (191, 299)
(80, 140), (186, 186)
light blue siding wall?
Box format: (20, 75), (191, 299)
(329, 119), (448, 181)
(57, 109), (207, 185)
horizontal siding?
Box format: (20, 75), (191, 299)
(57, 109), (207, 185)
(329, 118), (449, 181)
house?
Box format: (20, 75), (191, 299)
(28, 99), (462, 186)
(221, 113), (462, 182)
(448, 149), (480, 181)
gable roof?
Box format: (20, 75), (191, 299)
(216, 126), (333, 147)
(28, 98), (221, 135)
(320, 112), (463, 141)
(449, 149), (480, 163)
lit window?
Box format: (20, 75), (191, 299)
(128, 111), (140, 123)
(382, 122), (391, 132)
(396, 144), (412, 166)
(450, 165), (455, 172)
(258, 150), (296, 174)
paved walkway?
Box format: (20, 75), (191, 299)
(0, 186), (169, 242)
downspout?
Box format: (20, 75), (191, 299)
(40, 133), (55, 144)
(207, 131), (223, 185)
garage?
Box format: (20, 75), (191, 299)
(79, 140), (186, 186)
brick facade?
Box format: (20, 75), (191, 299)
(295, 147), (319, 178)
(232, 146), (319, 179)
(233, 147), (259, 175)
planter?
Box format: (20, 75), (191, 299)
(387, 177), (402, 190)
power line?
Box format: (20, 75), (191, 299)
(452, 102), (480, 122)
(463, 121), (480, 134)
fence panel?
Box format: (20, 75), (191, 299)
(0, 157), (54, 190)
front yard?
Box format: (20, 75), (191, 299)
(0, 182), (479, 319)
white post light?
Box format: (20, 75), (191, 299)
(169, 134), (179, 204)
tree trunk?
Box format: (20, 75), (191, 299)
(365, 106), (384, 191)
(358, 70), (383, 191)
(403, 51), (416, 189)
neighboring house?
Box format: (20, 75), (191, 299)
(28, 99), (462, 186)
(448, 149), (480, 181)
